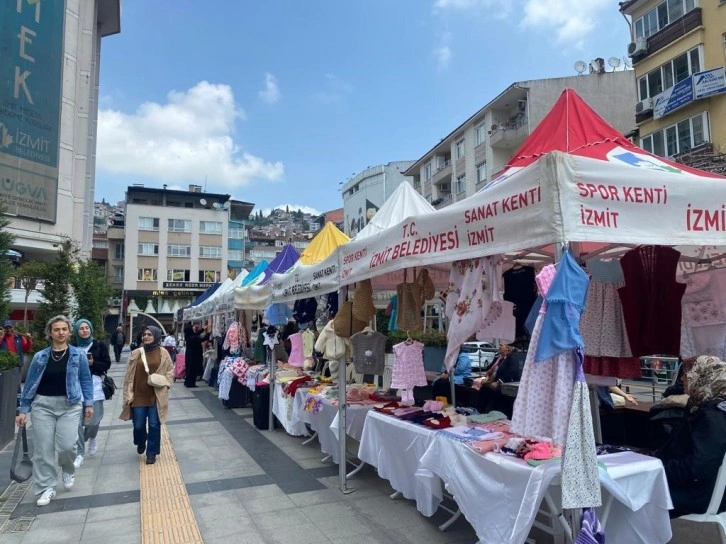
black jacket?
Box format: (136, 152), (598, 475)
(71, 339), (112, 377)
(491, 353), (524, 384)
(656, 398), (726, 517)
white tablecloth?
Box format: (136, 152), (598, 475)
(419, 437), (673, 544)
(272, 382), (310, 436)
(357, 410), (443, 516)
(303, 394), (373, 464)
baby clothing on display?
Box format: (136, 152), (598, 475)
(287, 331), (305, 367)
(350, 330), (387, 375)
(391, 340), (427, 404)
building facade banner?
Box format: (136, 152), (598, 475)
(693, 67), (726, 100)
(0, 0), (65, 222)
(653, 76), (693, 120)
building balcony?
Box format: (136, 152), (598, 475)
(432, 193), (453, 209)
(633, 8), (702, 65)
(430, 161), (452, 184)
(489, 117), (528, 150)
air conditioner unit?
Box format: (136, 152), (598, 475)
(627, 37), (648, 58)
(635, 98), (653, 115)
(111, 297), (122, 307)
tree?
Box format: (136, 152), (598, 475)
(0, 205), (15, 322)
(32, 239), (77, 347)
(70, 260), (112, 338)
(16, 261), (44, 329)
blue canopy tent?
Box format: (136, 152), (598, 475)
(259, 244), (300, 285)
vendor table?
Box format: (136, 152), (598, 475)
(357, 410), (443, 517)
(303, 392), (373, 464)
(419, 435), (673, 544)
(272, 382), (310, 437)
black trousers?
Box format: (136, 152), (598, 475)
(113, 344), (122, 362)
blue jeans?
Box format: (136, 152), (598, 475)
(131, 404), (160, 456)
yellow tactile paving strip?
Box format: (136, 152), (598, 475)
(139, 425), (203, 544)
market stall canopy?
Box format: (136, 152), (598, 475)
(260, 244), (300, 285)
(353, 181), (449, 292)
(267, 222), (350, 303)
(233, 259), (273, 311)
(241, 260), (269, 287)
(337, 88), (726, 286)
(182, 282), (221, 321)
(298, 221), (350, 265)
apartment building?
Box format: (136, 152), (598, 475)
(1, 0), (120, 261)
(123, 185), (253, 312)
(340, 161), (414, 237)
(620, 1), (726, 167)
(404, 71), (636, 207)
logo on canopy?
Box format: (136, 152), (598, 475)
(607, 149), (682, 174)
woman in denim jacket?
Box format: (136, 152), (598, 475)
(15, 315), (94, 507)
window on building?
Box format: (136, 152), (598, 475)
(168, 219), (192, 232)
(475, 124), (486, 146)
(200, 221), (222, 234)
(114, 243), (125, 260)
(228, 249), (243, 261)
(476, 162), (487, 183)
(167, 244), (191, 257)
(138, 217), (159, 231)
(113, 266), (124, 281)
(455, 138), (465, 159)
(640, 112), (708, 157)
(228, 228), (245, 239)
(199, 246), (222, 259)
(137, 243), (159, 256)
(167, 269), (190, 282)
(137, 268), (157, 281)
(423, 162), (432, 181)
(455, 175), (466, 194)
(634, 0), (695, 39)
(199, 270), (221, 282)
(637, 46), (701, 100)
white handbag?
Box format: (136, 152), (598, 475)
(140, 349), (168, 389)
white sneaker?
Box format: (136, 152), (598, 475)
(88, 438), (98, 456)
(62, 472), (75, 490)
(73, 455), (83, 468)
(36, 488), (56, 506)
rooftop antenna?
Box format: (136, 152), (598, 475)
(608, 57), (621, 71)
(622, 56), (633, 69)
(574, 60), (587, 75)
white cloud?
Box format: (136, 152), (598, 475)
(257, 204), (321, 217)
(433, 44), (452, 69)
(97, 81), (284, 189)
(521, 0), (611, 45)
(258, 73), (281, 104)
(311, 73), (354, 104)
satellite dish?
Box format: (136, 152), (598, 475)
(199, 198), (207, 206)
(574, 60), (587, 75)
(222, 201), (231, 210)
(608, 57), (621, 69)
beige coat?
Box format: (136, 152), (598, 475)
(119, 347), (174, 423)
(314, 320), (352, 361)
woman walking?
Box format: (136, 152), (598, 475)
(15, 315), (94, 507)
(120, 326), (173, 465)
(71, 319), (112, 467)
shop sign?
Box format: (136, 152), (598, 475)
(653, 76), (693, 119)
(0, 0), (64, 222)
(162, 281), (213, 289)
(693, 67), (726, 100)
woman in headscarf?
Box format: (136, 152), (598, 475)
(656, 355), (726, 517)
(71, 318), (112, 468)
(119, 326), (174, 465)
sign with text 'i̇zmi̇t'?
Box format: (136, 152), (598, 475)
(0, 0), (64, 222)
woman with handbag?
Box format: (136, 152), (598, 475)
(71, 318), (111, 468)
(15, 315), (94, 507)
(119, 326), (173, 465)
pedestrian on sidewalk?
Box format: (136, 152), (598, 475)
(120, 326), (173, 465)
(183, 322), (209, 388)
(111, 324), (126, 363)
(15, 315), (94, 507)
(71, 318), (112, 468)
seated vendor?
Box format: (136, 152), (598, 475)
(655, 355), (726, 518)
(431, 351), (472, 401)
(472, 344), (522, 414)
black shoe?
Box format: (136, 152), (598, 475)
(146, 455), (156, 465)
(137, 443), (146, 455)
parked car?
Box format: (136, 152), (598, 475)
(460, 341), (498, 371)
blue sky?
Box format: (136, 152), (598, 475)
(95, 0), (631, 216)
